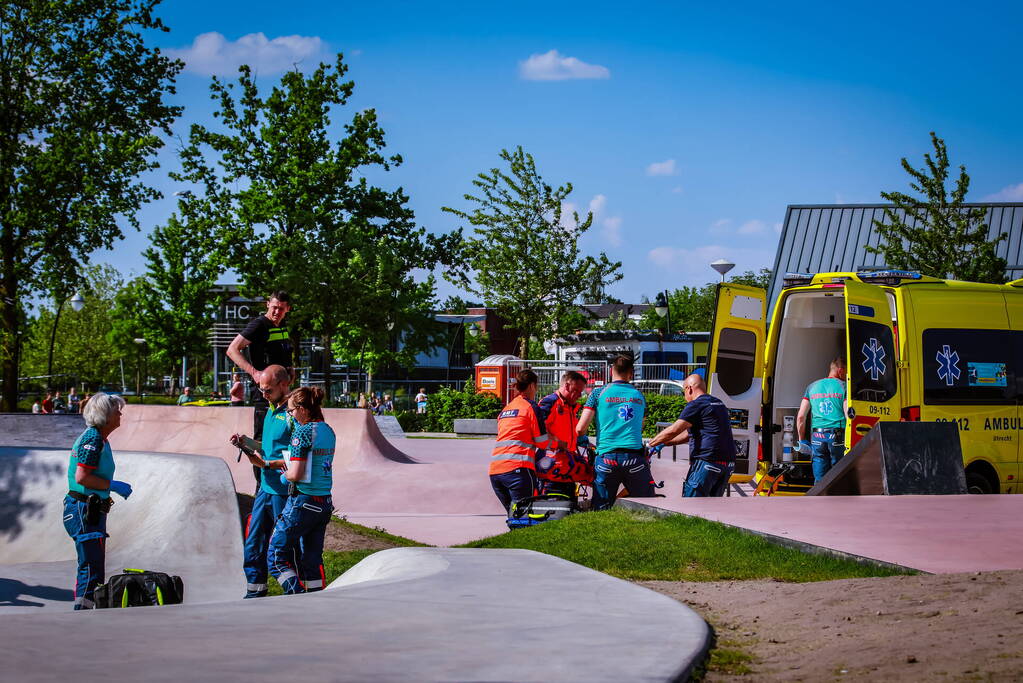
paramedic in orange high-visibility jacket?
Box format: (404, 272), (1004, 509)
(489, 369), (549, 514)
(536, 370), (593, 499)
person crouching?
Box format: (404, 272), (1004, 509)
(489, 369), (549, 514)
(267, 387), (335, 594)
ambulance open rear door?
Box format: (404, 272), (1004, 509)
(706, 283), (767, 477)
(844, 280), (899, 449)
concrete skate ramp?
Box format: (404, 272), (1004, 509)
(0, 448), (244, 613)
(105, 406), (509, 544)
(0, 547), (712, 682)
(807, 421), (967, 496)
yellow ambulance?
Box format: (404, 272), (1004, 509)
(703, 270), (1022, 494)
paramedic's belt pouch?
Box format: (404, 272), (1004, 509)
(507, 493), (576, 529)
(94, 568), (184, 608)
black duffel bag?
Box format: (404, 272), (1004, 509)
(94, 568), (184, 608)
(507, 493), (576, 529)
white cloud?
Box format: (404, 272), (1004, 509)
(519, 50), (610, 81)
(983, 182), (1023, 202)
(709, 218), (732, 235)
(773, 222), (783, 234)
(647, 244), (776, 286)
(168, 32), (328, 76)
(588, 194), (607, 216)
(602, 216), (623, 247)
(738, 219), (767, 235)
(671, 185), (683, 194)
(646, 159), (678, 177)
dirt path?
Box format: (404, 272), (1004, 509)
(643, 571), (1023, 681)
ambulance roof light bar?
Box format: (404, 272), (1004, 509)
(856, 269), (922, 286)
(782, 272), (815, 288)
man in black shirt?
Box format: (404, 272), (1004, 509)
(227, 291), (295, 485)
(648, 374), (736, 497)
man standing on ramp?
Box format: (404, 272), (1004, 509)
(576, 355), (654, 510)
(227, 291), (295, 486)
(649, 374), (736, 497)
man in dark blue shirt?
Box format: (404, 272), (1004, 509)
(648, 374), (736, 497)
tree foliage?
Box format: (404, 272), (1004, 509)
(443, 146), (622, 357)
(20, 265), (127, 389)
(0, 0), (182, 409)
(639, 269), (772, 332)
(109, 210), (229, 386)
(173, 54), (460, 394)
(866, 132), (1006, 283)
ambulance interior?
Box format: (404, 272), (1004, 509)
(769, 292), (847, 473)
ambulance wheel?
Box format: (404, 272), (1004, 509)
(966, 471), (996, 495)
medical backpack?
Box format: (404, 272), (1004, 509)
(506, 493), (576, 530)
(94, 568), (184, 608)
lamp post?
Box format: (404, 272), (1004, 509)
(710, 258), (735, 282)
(654, 290), (672, 336)
(47, 291), (85, 386)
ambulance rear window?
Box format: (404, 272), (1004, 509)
(715, 328), (757, 395)
(921, 329), (1016, 405)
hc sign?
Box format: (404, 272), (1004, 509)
(224, 304), (252, 320)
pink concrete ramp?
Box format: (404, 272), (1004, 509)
(621, 494), (1023, 574)
(109, 406), (508, 545)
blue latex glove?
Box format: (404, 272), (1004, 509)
(280, 472), (290, 486)
(576, 434), (590, 448)
(648, 444), (663, 457)
(797, 440), (812, 456)
(109, 480), (133, 499)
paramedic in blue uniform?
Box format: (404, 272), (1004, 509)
(230, 364), (293, 598)
(796, 357), (847, 482)
(226, 291), (294, 487)
(648, 374), (736, 497)
(268, 386), (336, 594)
(63, 392), (133, 610)
(576, 355), (655, 510)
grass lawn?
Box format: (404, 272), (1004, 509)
(459, 508), (911, 582)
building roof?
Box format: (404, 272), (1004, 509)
(579, 303), (651, 320)
(770, 203), (1023, 305)
(553, 330), (709, 344)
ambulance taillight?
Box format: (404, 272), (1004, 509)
(757, 441), (763, 461)
(901, 405), (921, 422)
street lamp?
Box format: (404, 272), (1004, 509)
(710, 258), (735, 282)
(468, 323), (480, 337)
(47, 291), (85, 385)
(654, 291), (672, 336)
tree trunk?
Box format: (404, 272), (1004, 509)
(323, 333), (333, 406)
(0, 274), (19, 412)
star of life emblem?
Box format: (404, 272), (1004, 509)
(618, 405), (635, 421)
(861, 337), (887, 381)
(936, 344), (960, 386)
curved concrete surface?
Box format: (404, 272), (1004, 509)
(1, 547), (712, 682)
(0, 447), (244, 612)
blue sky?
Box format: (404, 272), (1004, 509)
(104, 0), (1023, 302)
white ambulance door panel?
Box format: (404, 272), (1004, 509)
(707, 284), (767, 477)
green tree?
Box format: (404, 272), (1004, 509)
(866, 132), (1006, 283)
(20, 264), (127, 389)
(443, 146), (622, 358)
(109, 211), (229, 392)
(174, 55), (460, 398)
(0, 0), (182, 410)
(639, 269), (772, 332)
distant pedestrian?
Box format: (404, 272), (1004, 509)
(649, 374), (736, 497)
(383, 394), (394, 412)
(230, 373), (245, 407)
(415, 388), (428, 414)
(42, 392), (54, 414)
(67, 387), (81, 414)
(53, 391), (66, 414)
(176, 387), (192, 405)
(32, 398), (42, 414)
(357, 392), (368, 409)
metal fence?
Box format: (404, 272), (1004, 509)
(633, 363), (704, 382)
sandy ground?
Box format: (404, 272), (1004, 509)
(644, 571), (1023, 681)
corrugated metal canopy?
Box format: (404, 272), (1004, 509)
(769, 203), (1023, 306)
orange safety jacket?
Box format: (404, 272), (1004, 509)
(536, 392), (593, 484)
(489, 395), (549, 476)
